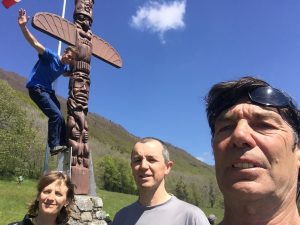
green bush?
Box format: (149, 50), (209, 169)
(97, 155), (137, 194)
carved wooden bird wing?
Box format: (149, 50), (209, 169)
(32, 12), (122, 68)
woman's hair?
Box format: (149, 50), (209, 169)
(28, 171), (74, 224)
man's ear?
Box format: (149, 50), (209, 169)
(296, 143), (300, 169)
(165, 161), (173, 176)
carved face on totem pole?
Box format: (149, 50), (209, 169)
(74, 0), (94, 31)
(71, 73), (90, 109)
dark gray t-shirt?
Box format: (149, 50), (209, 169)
(112, 196), (210, 225)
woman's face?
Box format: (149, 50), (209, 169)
(38, 179), (69, 216)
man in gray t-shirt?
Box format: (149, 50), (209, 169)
(112, 195), (208, 225)
(112, 137), (209, 225)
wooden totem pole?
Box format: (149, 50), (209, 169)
(32, 0), (122, 194)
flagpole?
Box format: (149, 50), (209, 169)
(57, 0), (67, 55)
(55, 0), (68, 172)
(52, 0), (67, 92)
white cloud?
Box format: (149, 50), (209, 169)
(130, 0), (186, 43)
(196, 151), (215, 166)
(196, 156), (205, 162)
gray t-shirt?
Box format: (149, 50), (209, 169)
(112, 196), (210, 225)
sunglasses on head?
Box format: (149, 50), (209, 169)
(248, 86), (297, 109)
(210, 85), (299, 136)
(248, 86), (299, 135)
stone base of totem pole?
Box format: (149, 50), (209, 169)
(69, 195), (108, 225)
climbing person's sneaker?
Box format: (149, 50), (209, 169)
(50, 145), (68, 156)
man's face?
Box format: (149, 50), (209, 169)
(212, 101), (300, 201)
(131, 140), (172, 191)
(61, 50), (76, 65)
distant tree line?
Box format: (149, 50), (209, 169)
(171, 175), (223, 209)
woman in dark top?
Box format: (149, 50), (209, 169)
(9, 171), (74, 225)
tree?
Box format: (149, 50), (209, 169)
(175, 177), (189, 201)
(97, 155), (137, 194)
(118, 158), (137, 194)
(101, 156), (122, 192)
(189, 182), (201, 207)
(208, 179), (217, 208)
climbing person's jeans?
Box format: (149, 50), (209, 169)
(28, 87), (66, 148)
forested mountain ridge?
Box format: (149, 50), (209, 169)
(0, 68), (222, 208)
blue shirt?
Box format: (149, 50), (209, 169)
(26, 48), (71, 91)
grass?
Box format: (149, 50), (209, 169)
(202, 207), (223, 224)
(97, 189), (138, 219)
(0, 178), (223, 224)
(0, 178), (36, 224)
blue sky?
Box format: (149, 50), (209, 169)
(1, 0), (300, 165)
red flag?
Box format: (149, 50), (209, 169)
(2, 0), (21, 9)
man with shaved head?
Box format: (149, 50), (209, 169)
(112, 137), (209, 225)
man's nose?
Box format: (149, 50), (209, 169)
(140, 159), (149, 169)
(230, 120), (256, 149)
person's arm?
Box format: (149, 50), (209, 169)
(18, 8), (45, 55)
